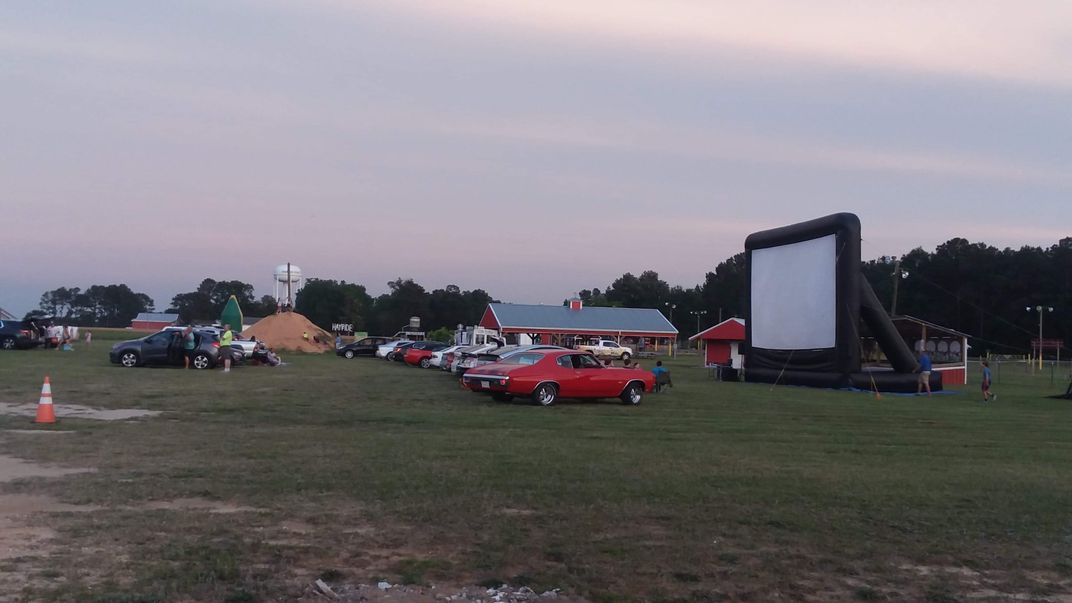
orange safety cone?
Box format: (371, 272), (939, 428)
(34, 376), (57, 424)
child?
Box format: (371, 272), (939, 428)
(981, 360), (996, 402)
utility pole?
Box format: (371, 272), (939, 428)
(1027, 305), (1054, 371)
(891, 259), (907, 315)
(691, 310), (707, 349)
(665, 302), (677, 358)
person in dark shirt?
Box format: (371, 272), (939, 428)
(981, 360), (996, 402)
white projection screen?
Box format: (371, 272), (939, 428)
(750, 234), (837, 350)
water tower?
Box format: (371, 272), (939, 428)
(274, 263), (304, 307)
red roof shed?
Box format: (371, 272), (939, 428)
(688, 318), (746, 367)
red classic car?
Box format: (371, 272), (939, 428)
(461, 349), (654, 406)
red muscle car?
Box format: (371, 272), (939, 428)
(461, 349), (654, 406)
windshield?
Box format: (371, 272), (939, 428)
(500, 352), (544, 365)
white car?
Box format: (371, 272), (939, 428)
(375, 340), (407, 359)
(430, 345), (462, 368)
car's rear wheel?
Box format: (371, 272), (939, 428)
(492, 392), (514, 402)
(532, 383), (557, 406)
(419, 358), (431, 369)
(343, 350), (356, 359)
(1, 337), (15, 350)
(120, 351), (139, 367)
(621, 352), (631, 362)
(192, 353), (212, 370)
(620, 382), (643, 405)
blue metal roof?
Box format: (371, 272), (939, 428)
(488, 303), (677, 334)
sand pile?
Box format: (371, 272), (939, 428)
(242, 312), (333, 353)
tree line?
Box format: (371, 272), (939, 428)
(25, 235), (1072, 352)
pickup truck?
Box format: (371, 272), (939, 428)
(577, 339), (633, 361)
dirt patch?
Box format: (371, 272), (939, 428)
(295, 582), (583, 602)
(0, 454), (94, 484)
(0, 402), (159, 421)
(0, 494), (99, 561)
(0, 452), (99, 599)
(132, 498), (264, 514)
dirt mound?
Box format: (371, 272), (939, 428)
(243, 312), (333, 353)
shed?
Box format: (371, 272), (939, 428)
(131, 312), (180, 331)
(688, 318), (746, 367)
(478, 300), (678, 351)
(862, 316), (969, 386)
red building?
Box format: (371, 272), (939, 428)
(130, 312), (180, 331)
(688, 318), (746, 367)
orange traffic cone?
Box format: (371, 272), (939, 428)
(34, 376), (56, 424)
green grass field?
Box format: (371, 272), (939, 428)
(1, 333), (1070, 601)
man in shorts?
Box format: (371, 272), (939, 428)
(981, 360), (996, 402)
(182, 326), (197, 369)
(916, 350), (933, 396)
(220, 324), (234, 372)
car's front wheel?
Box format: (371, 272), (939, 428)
(621, 352), (631, 362)
(0, 337), (15, 350)
(620, 383), (643, 405)
(532, 383), (558, 406)
(119, 351), (139, 367)
(192, 353), (212, 370)
(343, 350), (356, 359)
(419, 358), (431, 369)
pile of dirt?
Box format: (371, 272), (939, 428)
(243, 312), (333, 353)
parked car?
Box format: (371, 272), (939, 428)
(403, 341), (449, 367)
(576, 339), (634, 361)
(452, 342), (503, 376)
(431, 345), (463, 368)
(387, 341), (419, 362)
(0, 318), (47, 350)
(462, 350), (653, 406)
(375, 340), (408, 359)
(471, 345), (566, 370)
(164, 325), (256, 359)
(110, 329), (222, 369)
(337, 336), (393, 359)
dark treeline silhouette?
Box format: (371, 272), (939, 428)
(27, 235), (1071, 350)
(26, 284), (154, 328)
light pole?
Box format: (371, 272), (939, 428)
(1026, 305), (1054, 370)
(891, 259), (909, 315)
(665, 302), (677, 357)
(691, 310), (707, 348)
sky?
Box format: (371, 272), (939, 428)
(2, 1), (1071, 316)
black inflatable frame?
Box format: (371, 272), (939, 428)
(744, 213), (941, 393)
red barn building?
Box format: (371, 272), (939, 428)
(130, 312), (180, 331)
(689, 318), (746, 367)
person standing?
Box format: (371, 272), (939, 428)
(220, 324), (234, 373)
(981, 360), (996, 402)
(84, 330), (92, 347)
(182, 326), (196, 369)
(916, 350), (933, 396)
